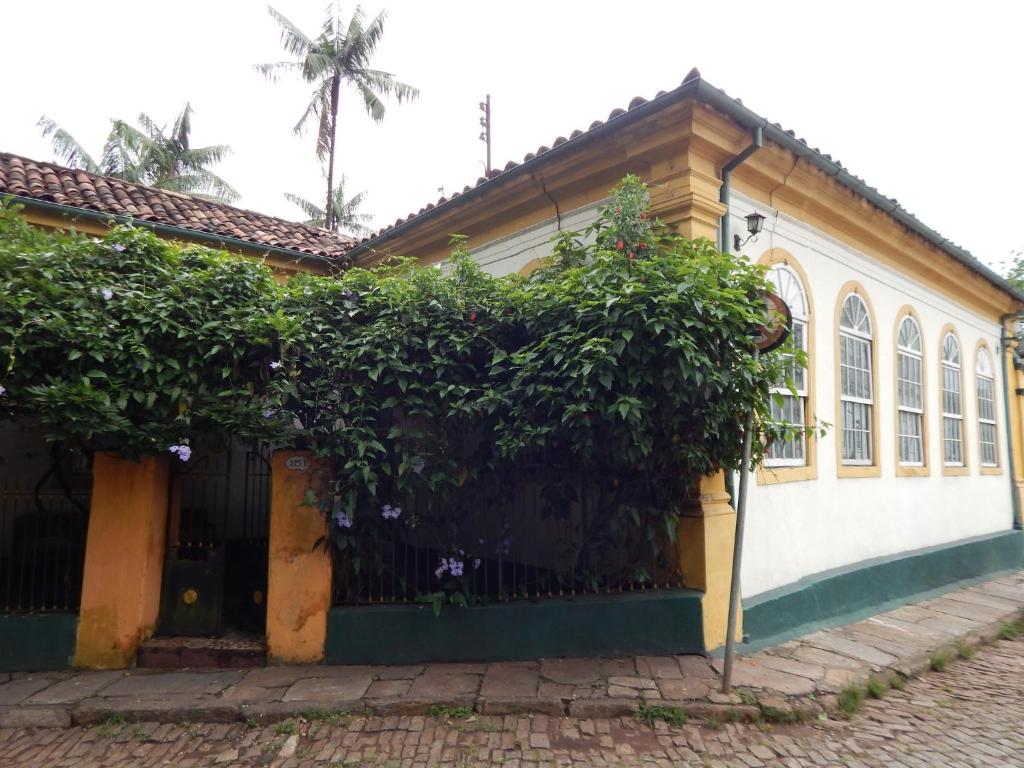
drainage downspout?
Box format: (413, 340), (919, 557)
(718, 125), (764, 254)
(1000, 312), (1023, 530)
(719, 126), (764, 506)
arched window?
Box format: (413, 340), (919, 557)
(839, 293), (873, 465)
(976, 347), (998, 467)
(765, 264), (808, 466)
(941, 332), (964, 466)
(896, 315), (924, 466)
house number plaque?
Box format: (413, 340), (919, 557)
(285, 456), (311, 472)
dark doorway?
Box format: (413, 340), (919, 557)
(157, 442), (271, 639)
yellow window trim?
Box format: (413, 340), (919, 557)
(834, 281), (881, 478)
(938, 324), (969, 477)
(975, 339), (1003, 475)
(893, 305), (930, 478)
(756, 249), (817, 486)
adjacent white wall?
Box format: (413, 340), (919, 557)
(728, 191), (1013, 598)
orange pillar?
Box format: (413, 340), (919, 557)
(677, 472), (741, 652)
(266, 450), (332, 664)
(75, 453), (169, 668)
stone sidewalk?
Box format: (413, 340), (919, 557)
(2, 571), (1022, 730)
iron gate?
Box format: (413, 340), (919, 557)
(0, 421), (91, 614)
(157, 442), (271, 636)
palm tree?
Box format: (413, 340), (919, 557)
(285, 175), (373, 235)
(37, 104), (239, 203)
(257, 4), (418, 230)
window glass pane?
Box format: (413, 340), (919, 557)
(980, 423), (997, 466)
(841, 401), (872, 462)
(943, 417), (963, 465)
(898, 410), (923, 464)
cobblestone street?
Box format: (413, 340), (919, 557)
(2, 632), (1022, 767)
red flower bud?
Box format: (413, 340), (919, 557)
(638, 241), (646, 250)
(628, 252), (636, 260)
(616, 240), (624, 251)
(615, 207), (622, 214)
(469, 311), (477, 322)
(639, 212), (648, 220)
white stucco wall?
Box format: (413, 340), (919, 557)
(727, 191), (1014, 599)
(466, 199), (607, 276)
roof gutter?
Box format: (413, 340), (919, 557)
(349, 76), (1024, 304)
(6, 194), (335, 270)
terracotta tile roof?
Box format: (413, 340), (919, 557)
(349, 70), (1020, 302)
(0, 152), (355, 261)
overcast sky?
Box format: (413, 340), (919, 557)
(3, 1), (1021, 269)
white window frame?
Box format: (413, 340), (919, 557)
(896, 316), (924, 467)
(941, 333), (964, 467)
(765, 265), (808, 468)
(839, 294), (873, 466)
(976, 347), (998, 467)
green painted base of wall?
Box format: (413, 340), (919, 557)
(0, 613), (78, 671)
(326, 590), (703, 665)
(741, 530), (1024, 652)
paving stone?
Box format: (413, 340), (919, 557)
(539, 659), (603, 686)
(283, 671), (373, 703)
(656, 678), (710, 700)
(25, 671), (123, 704)
(406, 673), (480, 698)
(481, 663), (540, 698)
(0, 705), (71, 728)
(606, 676), (656, 690)
(0, 676), (53, 705)
(239, 666), (312, 688)
(366, 679), (412, 698)
(710, 659), (816, 695)
(634, 656), (683, 679)
(101, 671), (245, 697)
(377, 665), (425, 680)
(754, 653), (825, 680)
(221, 684), (286, 703)
(676, 655), (718, 679)
(801, 632), (897, 668)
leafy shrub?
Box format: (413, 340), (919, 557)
(0, 176), (803, 606)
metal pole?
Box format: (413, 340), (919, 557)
(721, 351), (757, 693)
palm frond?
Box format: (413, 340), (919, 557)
(37, 116), (99, 172)
(156, 172), (240, 204)
(172, 103), (193, 149)
(284, 192), (326, 225)
(254, 60), (303, 81)
(266, 6), (314, 58)
(361, 70), (420, 103)
(355, 81), (386, 122)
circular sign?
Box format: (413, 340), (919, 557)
(181, 588), (199, 605)
(755, 290), (792, 354)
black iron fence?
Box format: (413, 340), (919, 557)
(0, 423), (91, 613)
(334, 480), (677, 606)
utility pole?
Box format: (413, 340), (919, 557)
(479, 94), (492, 175)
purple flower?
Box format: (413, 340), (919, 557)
(112, 243), (126, 253)
(168, 444), (192, 462)
(101, 288), (113, 301)
(381, 504), (402, 520)
(334, 511), (353, 529)
(449, 560), (465, 577)
(340, 289), (356, 301)
(269, 360), (283, 370)
(473, 558), (481, 570)
(435, 558), (449, 578)
(411, 456), (426, 475)
(263, 408), (276, 418)
(0, 384), (6, 397)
